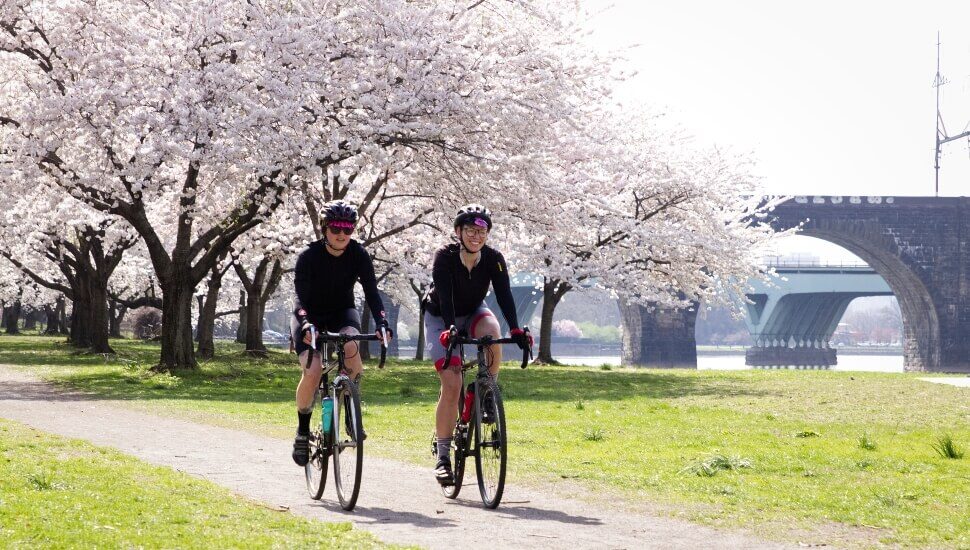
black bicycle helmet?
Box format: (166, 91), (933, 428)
(453, 203), (492, 230)
(322, 200), (358, 225)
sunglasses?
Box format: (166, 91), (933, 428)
(462, 226), (488, 238)
(327, 224), (355, 236)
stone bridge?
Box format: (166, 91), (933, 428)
(620, 196), (970, 373)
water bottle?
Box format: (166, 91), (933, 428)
(321, 396), (333, 434)
(461, 384), (475, 423)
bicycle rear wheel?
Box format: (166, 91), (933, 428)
(304, 429), (328, 499)
(332, 379), (364, 511)
(473, 378), (507, 509)
(442, 423), (468, 499)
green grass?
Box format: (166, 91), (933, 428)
(858, 432), (878, 451)
(930, 433), (964, 459)
(0, 418), (383, 548)
(1, 335), (969, 548)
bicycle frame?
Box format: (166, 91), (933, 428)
(302, 328), (387, 510)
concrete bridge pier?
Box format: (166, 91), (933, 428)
(619, 300), (698, 368)
(743, 262), (894, 367)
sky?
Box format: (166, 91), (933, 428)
(585, 1), (970, 261)
(587, 0), (970, 198)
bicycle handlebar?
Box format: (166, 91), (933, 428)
(445, 327), (533, 370)
(312, 329), (388, 370)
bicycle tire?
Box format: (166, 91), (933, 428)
(474, 378), (507, 509)
(332, 378), (364, 511)
(304, 428), (328, 499)
(442, 423), (469, 499)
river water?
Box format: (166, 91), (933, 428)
(550, 353), (905, 372)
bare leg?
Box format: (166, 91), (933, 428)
(339, 326), (363, 380)
(472, 315), (503, 377)
(436, 366), (462, 438)
(296, 351), (323, 410)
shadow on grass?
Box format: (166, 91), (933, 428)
(0, 335), (772, 406)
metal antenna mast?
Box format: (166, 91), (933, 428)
(934, 32), (970, 196)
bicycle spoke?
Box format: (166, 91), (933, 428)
(474, 380), (507, 509)
(332, 380), (364, 511)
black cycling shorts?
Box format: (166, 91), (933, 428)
(292, 308), (362, 356)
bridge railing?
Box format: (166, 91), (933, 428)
(762, 258), (871, 270)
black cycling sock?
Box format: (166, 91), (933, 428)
(297, 409), (312, 434)
(436, 437), (452, 461)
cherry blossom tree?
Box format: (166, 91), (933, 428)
(2, 0), (621, 370)
(0, 190), (137, 352)
(517, 110), (786, 363)
(230, 203), (310, 357)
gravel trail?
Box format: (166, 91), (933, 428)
(0, 365), (796, 549)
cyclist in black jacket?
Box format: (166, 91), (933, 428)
(290, 200), (391, 467)
(423, 204), (532, 484)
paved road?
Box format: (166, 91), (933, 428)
(0, 366), (795, 549)
(919, 376), (970, 388)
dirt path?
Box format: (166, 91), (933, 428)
(0, 365), (795, 549)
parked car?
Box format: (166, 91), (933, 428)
(262, 330), (288, 343)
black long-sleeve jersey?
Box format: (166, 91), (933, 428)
(293, 239), (385, 325)
(424, 243), (519, 330)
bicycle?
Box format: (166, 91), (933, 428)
(433, 327), (531, 509)
(303, 326), (387, 511)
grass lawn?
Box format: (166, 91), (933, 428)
(0, 418), (384, 548)
(1, 335), (968, 548)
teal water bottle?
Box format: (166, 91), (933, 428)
(321, 396), (333, 434)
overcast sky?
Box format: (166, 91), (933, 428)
(586, 1), (970, 261)
(588, 1), (970, 198)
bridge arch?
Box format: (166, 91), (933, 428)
(796, 227), (939, 370)
(767, 196), (966, 372)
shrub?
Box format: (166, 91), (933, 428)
(552, 319), (583, 339)
(575, 322), (621, 344)
(132, 308), (162, 340)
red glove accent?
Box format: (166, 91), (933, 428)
(510, 328), (533, 348)
(439, 329), (452, 348)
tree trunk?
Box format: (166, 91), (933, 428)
(69, 280), (92, 347)
(45, 301), (61, 335)
(236, 258), (282, 359)
(157, 273), (198, 371)
(109, 300), (127, 339)
(196, 270), (222, 359)
(3, 302), (20, 334)
(236, 290), (247, 344)
(535, 277), (571, 364)
(22, 309), (37, 331)
(415, 299), (426, 361)
(57, 298), (69, 335)
(243, 293), (267, 357)
(87, 278), (114, 354)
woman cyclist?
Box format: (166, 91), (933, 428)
(423, 204), (531, 485)
(290, 200), (391, 466)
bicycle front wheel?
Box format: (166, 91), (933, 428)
(473, 378), (507, 509)
(332, 379), (364, 511)
(304, 429), (328, 499)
